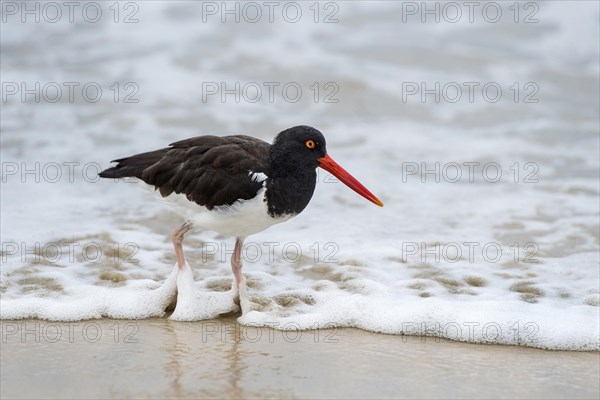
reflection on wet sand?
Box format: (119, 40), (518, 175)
(2, 318), (597, 399)
(161, 316), (249, 399)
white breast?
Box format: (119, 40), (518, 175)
(161, 185), (293, 238)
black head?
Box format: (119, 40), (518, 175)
(270, 125), (327, 170)
(266, 125), (383, 217)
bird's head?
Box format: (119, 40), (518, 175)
(272, 125), (327, 166)
(272, 125), (383, 207)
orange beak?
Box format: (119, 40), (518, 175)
(318, 154), (384, 207)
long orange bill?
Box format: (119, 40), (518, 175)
(318, 154), (384, 207)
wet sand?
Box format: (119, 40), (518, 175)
(1, 317), (598, 399)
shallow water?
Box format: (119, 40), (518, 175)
(1, 318), (599, 399)
(1, 1), (599, 350)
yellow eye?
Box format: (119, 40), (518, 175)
(305, 139), (316, 149)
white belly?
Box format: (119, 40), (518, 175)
(163, 187), (293, 238)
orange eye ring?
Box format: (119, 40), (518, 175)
(305, 140), (316, 149)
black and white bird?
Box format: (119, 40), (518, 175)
(99, 125), (383, 301)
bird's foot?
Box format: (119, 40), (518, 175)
(232, 277), (242, 305)
(238, 283), (251, 314)
(171, 221), (193, 245)
(172, 221), (193, 270)
(231, 277), (251, 314)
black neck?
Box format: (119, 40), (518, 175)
(265, 159), (317, 217)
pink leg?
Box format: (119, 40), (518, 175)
(171, 221), (193, 270)
(231, 237), (244, 301)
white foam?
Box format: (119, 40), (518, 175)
(0, 265), (178, 321)
(169, 262), (238, 321)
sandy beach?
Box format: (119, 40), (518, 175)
(1, 317), (598, 399)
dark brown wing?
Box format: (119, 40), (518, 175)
(99, 135), (271, 209)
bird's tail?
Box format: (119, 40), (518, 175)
(98, 149), (168, 179)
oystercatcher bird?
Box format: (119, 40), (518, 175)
(99, 125), (382, 303)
